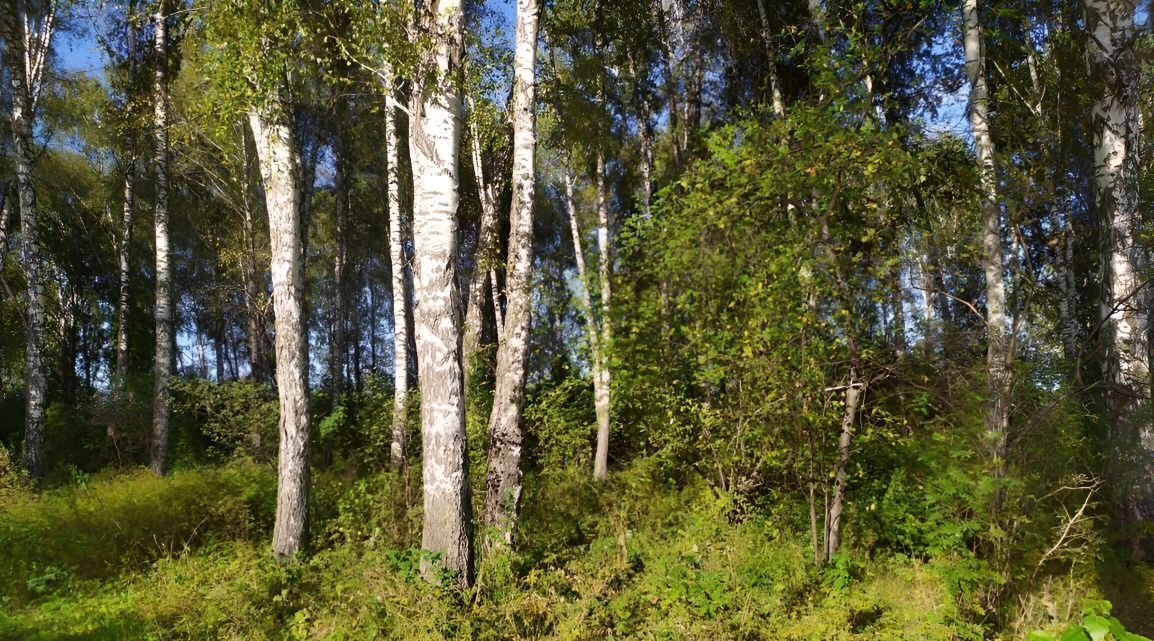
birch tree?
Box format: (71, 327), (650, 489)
(113, 1), (143, 395)
(250, 88), (312, 557)
(409, 0), (473, 585)
(3, 0), (55, 480)
(484, 0), (539, 549)
(462, 99), (503, 370)
(963, 0), (1011, 506)
(150, 0), (175, 476)
(1085, 0), (1147, 526)
(591, 151), (613, 481)
(383, 63), (409, 471)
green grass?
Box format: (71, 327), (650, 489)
(0, 460), (1149, 640)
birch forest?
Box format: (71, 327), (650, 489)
(1, 0), (1153, 638)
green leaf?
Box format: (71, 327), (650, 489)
(1058, 627), (1091, 641)
(1083, 615), (1112, 641)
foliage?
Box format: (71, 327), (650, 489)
(0, 461), (275, 606)
(170, 377), (279, 462)
(1029, 600), (1153, 641)
(523, 375), (596, 472)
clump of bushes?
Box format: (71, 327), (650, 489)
(170, 377), (280, 462)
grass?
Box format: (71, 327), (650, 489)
(0, 459), (1149, 640)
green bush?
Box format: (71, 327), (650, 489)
(170, 377), (279, 462)
(523, 376), (596, 472)
(1029, 600), (1152, 641)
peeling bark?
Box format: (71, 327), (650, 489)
(150, 1), (174, 476)
(4, 0), (55, 480)
(250, 93), (311, 559)
(410, 0), (473, 587)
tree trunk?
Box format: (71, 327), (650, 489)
(1085, 0), (1147, 533)
(564, 169), (612, 481)
(655, 0), (685, 169)
(116, 165), (135, 391)
(115, 3), (140, 395)
(825, 376), (862, 561)
(383, 64), (409, 471)
(963, 0), (1010, 506)
(330, 102), (351, 412)
(484, 0), (539, 550)
(592, 152), (613, 481)
(241, 179), (268, 382)
(150, 2), (174, 476)
(5, 0), (54, 481)
(463, 100), (500, 372)
(1056, 210), (1078, 362)
(410, 0), (473, 587)
(250, 95), (311, 559)
(755, 0), (786, 117)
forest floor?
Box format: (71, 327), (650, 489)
(0, 460), (1150, 641)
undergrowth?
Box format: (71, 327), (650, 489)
(2, 459), (1147, 640)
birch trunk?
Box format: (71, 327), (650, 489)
(484, 0), (539, 549)
(825, 375), (862, 560)
(592, 152), (613, 481)
(116, 164), (135, 391)
(11, 52), (46, 481)
(755, 0), (785, 117)
(115, 7), (139, 394)
(384, 64), (409, 470)
(1085, 0), (1147, 524)
(463, 100), (500, 371)
(410, 0), (473, 586)
(330, 104), (351, 409)
(250, 96), (311, 559)
(241, 178), (267, 381)
(5, 1), (54, 480)
(963, 0), (1011, 500)
(150, 2), (174, 476)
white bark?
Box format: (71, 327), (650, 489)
(963, 0), (1010, 492)
(250, 96), (311, 559)
(115, 6), (140, 395)
(150, 1), (174, 476)
(410, 0), (473, 587)
(383, 64), (410, 471)
(1085, 0), (1148, 521)
(5, 0), (55, 480)
(463, 99), (500, 371)
(484, 0), (539, 549)
(592, 152), (613, 481)
(116, 164), (135, 391)
(825, 378), (862, 560)
(755, 0), (785, 117)
(564, 168), (613, 481)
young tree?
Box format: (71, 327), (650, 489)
(409, 0), (473, 585)
(962, 0), (1011, 508)
(383, 62), (410, 471)
(2, 0), (56, 480)
(151, 0), (175, 476)
(484, 0), (540, 549)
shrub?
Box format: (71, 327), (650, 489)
(170, 377), (279, 462)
